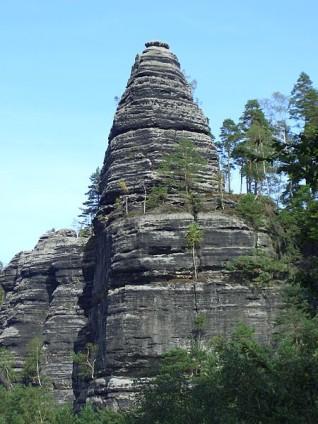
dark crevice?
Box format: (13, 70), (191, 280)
(109, 123), (210, 143)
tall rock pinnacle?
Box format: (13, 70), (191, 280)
(99, 41), (219, 212)
(0, 42), (281, 408)
(76, 42), (280, 409)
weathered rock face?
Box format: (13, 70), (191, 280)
(0, 41), (282, 407)
(0, 230), (87, 403)
(99, 41), (219, 213)
(77, 42), (281, 409)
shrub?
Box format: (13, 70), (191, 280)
(227, 251), (289, 286)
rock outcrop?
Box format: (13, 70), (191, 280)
(0, 230), (87, 403)
(0, 41), (282, 408)
(76, 42), (281, 409)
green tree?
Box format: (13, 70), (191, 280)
(0, 348), (15, 389)
(73, 343), (97, 380)
(78, 167), (101, 226)
(289, 72), (318, 124)
(160, 139), (207, 196)
(186, 223), (203, 280)
(22, 337), (44, 387)
(0, 385), (57, 424)
(146, 186), (168, 210)
(277, 73), (318, 199)
(216, 119), (240, 193)
(234, 100), (274, 195)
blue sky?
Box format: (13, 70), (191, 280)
(1, 0), (317, 264)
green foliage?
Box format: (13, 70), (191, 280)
(73, 343), (97, 380)
(185, 222), (202, 248)
(0, 348), (15, 389)
(233, 99), (274, 195)
(146, 186), (168, 210)
(0, 385), (56, 424)
(22, 337), (44, 387)
(235, 193), (274, 229)
(133, 314), (318, 424)
(78, 227), (92, 238)
(78, 167), (101, 226)
(226, 250), (290, 286)
(279, 185), (318, 252)
(118, 179), (129, 193)
(289, 72), (318, 123)
(216, 118), (241, 192)
(186, 222), (203, 280)
(160, 138), (207, 197)
(0, 385), (127, 424)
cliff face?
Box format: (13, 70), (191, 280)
(77, 42), (281, 409)
(0, 230), (87, 403)
(0, 41), (281, 408)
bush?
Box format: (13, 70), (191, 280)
(146, 186), (168, 210)
(226, 251), (289, 286)
(235, 193), (274, 229)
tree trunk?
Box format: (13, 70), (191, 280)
(125, 196), (128, 215)
(143, 183), (147, 214)
(36, 349), (42, 387)
(227, 158), (231, 193)
(192, 244), (198, 280)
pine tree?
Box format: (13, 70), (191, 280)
(278, 73), (318, 197)
(160, 139), (207, 196)
(186, 223), (203, 280)
(289, 72), (318, 124)
(261, 92), (291, 204)
(234, 100), (274, 195)
(78, 167), (101, 226)
(216, 119), (240, 193)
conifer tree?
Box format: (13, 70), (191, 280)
(289, 72), (318, 124)
(278, 73), (318, 198)
(78, 167), (101, 226)
(186, 222), (203, 280)
(216, 119), (240, 193)
(160, 139), (206, 196)
(234, 100), (274, 195)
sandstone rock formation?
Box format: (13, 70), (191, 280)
(0, 41), (281, 408)
(76, 42), (281, 409)
(0, 230), (87, 403)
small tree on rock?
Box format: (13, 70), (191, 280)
(160, 139), (207, 196)
(78, 167), (101, 227)
(0, 348), (15, 389)
(186, 223), (203, 280)
(22, 337), (44, 387)
(73, 343), (97, 380)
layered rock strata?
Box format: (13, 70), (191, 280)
(0, 41), (282, 407)
(78, 42), (281, 409)
(0, 230), (87, 403)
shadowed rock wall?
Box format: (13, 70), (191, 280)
(0, 230), (87, 403)
(0, 42), (282, 408)
(77, 42), (281, 409)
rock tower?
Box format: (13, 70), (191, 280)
(0, 42), (280, 407)
(77, 42), (280, 408)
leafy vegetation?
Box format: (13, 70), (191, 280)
(146, 185), (168, 210)
(73, 343), (97, 380)
(226, 250), (290, 286)
(78, 167), (101, 227)
(186, 222), (203, 280)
